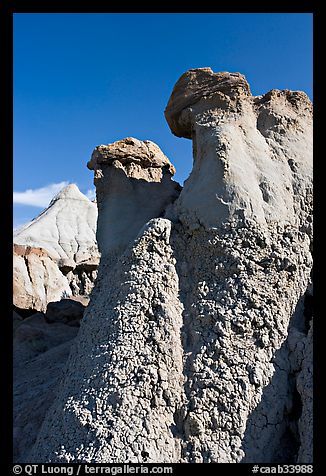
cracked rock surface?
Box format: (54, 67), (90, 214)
(13, 184), (100, 311)
(28, 69), (312, 463)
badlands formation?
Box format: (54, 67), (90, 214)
(22, 68), (313, 463)
(13, 185), (99, 461)
(13, 184), (99, 312)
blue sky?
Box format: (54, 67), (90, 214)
(13, 13), (313, 228)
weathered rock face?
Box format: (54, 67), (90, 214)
(87, 137), (181, 258)
(164, 68), (251, 139)
(13, 184), (100, 311)
(13, 244), (71, 312)
(165, 68), (312, 230)
(162, 68), (313, 462)
(28, 69), (312, 463)
(14, 184), (99, 267)
(28, 219), (184, 463)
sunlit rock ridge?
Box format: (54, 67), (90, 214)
(13, 184), (99, 312)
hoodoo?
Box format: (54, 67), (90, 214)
(28, 69), (313, 463)
(13, 184), (99, 312)
(87, 137), (180, 258)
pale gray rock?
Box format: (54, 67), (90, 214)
(163, 68), (312, 462)
(13, 184), (99, 268)
(170, 221), (312, 463)
(87, 137), (181, 258)
(13, 185), (100, 311)
(28, 69), (312, 463)
(165, 68), (312, 230)
(29, 219), (184, 463)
